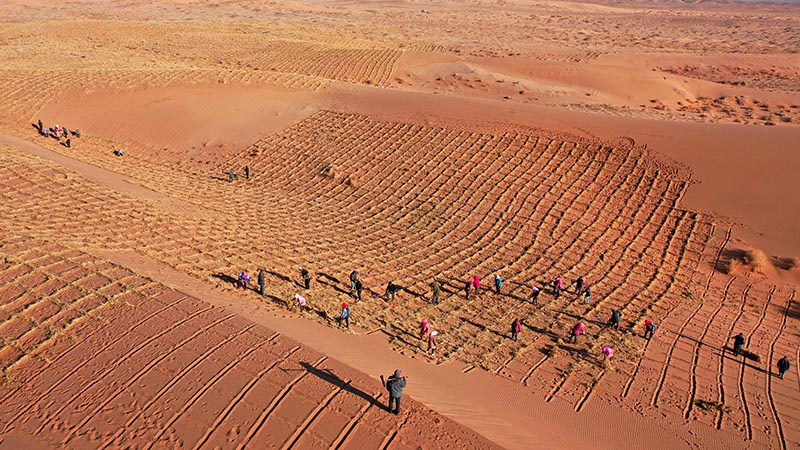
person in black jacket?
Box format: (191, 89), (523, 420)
(732, 333), (745, 357)
(385, 369), (407, 415)
(299, 267), (311, 290)
(385, 281), (400, 301)
(354, 279), (363, 302)
(777, 356), (791, 380)
(258, 268), (266, 297)
(349, 270), (359, 292)
(609, 309), (622, 330)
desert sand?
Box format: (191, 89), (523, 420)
(1, 1), (799, 449)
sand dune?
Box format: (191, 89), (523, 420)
(1, 0), (799, 449)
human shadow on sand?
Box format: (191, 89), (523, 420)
(316, 275), (350, 295)
(299, 362), (384, 408)
(212, 272), (239, 287)
(266, 270), (293, 283)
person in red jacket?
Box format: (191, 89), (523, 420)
(568, 321), (585, 343)
(472, 275), (481, 295)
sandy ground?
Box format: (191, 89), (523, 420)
(1, 0), (799, 449)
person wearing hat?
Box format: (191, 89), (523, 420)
(385, 369), (407, 415)
(295, 293), (307, 312)
(644, 319), (657, 340)
(337, 303), (350, 328)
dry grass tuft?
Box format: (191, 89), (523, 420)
(543, 344), (562, 358)
(695, 400), (732, 414)
(743, 248), (771, 273)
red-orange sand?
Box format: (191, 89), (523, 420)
(1, 1), (799, 449)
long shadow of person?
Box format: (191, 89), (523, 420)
(299, 362), (384, 408)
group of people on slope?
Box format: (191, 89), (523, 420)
(731, 332), (792, 379)
(233, 266), (793, 384)
(36, 119), (79, 148)
(226, 165), (250, 182)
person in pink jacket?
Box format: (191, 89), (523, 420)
(602, 345), (614, 359)
(568, 321), (585, 343)
(419, 318), (430, 339)
(472, 276), (481, 295)
(295, 293), (307, 312)
(511, 318), (522, 341)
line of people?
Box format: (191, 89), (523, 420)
(234, 266), (792, 380)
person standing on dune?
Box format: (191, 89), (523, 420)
(419, 318), (430, 339)
(574, 276), (584, 295)
(494, 274), (503, 295)
(553, 278), (563, 298)
(244, 165), (250, 180)
(472, 275), (481, 296)
(644, 319), (657, 340)
(529, 285), (540, 306)
(732, 333), (745, 357)
(337, 302), (350, 328)
(355, 278), (363, 302)
(238, 271), (251, 290)
(569, 321), (585, 344)
(511, 317), (522, 341)
(777, 356), (791, 380)
(385, 281), (400, 301)
(299, 267), (311, 290)
(427, 330), (439, 355)
(37, 119), (43, 134)
(384, 369), (407, 415)
(431, 278), (441, 305)
(350, 270), (359, 292)
(258, 268), (266, 297)
(609, 309), (622, 330)
(295, 293), (307, 312)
